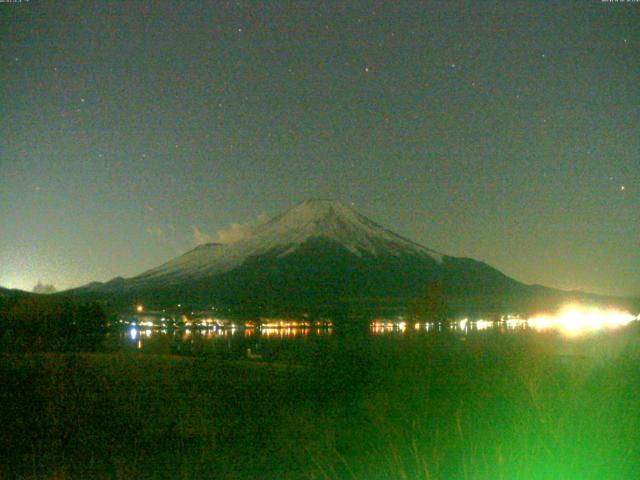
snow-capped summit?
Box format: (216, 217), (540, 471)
(65, 200), (629, 316)
(244, 199), (442, 259)
(71, 199), (529, 313)
(132, 199), (442, 285)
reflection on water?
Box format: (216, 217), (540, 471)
(260, 327), (321, 337)
(118, 304), (638, 353)
(371, 305), (637, 337)
(121, 322), (335, 353)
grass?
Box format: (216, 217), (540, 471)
(1, 325), (640, 479)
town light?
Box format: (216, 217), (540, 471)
(527, 304), (636, 336)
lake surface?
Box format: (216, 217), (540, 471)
(111, 310), (640, 364)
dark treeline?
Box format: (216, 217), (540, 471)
(0, 295), (107, 352)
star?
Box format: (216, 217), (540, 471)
(364, 66), (369, 73)
(80, 98), (85, 103)
(621, 185), (626, 192)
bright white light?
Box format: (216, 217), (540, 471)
(526, 316), (553, 332)
(129, 328), (138, 340)
(475, 320), (493, 331)
(505, 316), (526, 329)
(527, 304), (636, 336)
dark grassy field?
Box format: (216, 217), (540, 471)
(2, 326), (640, 479)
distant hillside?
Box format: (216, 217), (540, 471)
(0, 287), (34, 302)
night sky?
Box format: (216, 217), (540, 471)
(1, 1), (638, 297)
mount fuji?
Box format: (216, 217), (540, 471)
(66, 199), (611, 316)
(132, 198), (447, 286)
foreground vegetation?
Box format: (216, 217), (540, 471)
(1, 325), (640, 479)
(0, 296), (107, 353)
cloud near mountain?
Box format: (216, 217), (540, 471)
(33, 281), (57, 294)
(192, 226), (214, 245)
(194, 213), (270, 245)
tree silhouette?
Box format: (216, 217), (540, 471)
(408, 282), (449, 322)
(0, 297), (107, 352)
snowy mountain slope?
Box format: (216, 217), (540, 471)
(63, 199), (638, 315)
(130, 199), (443, 285)
(67, 199), (544, 312)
